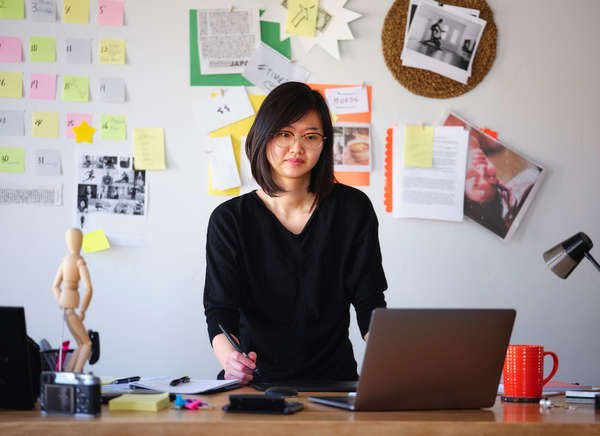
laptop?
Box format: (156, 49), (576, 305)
(309, 308), (515, 411)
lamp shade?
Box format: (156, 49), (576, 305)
(543, 232), (593, 279)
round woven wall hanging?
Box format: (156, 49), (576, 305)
(382, 0), (497, 99)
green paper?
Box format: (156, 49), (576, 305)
(100, 114), (126, 140)
(0, 71), (23, 98)
(29, 36), (56, 63)
(189, 10), (291, 86)
(0, 146), (25, 173)
(62, 76), (89, 102)
(0, 0), (24, 19)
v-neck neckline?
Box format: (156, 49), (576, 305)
(252, 190), (321, 238)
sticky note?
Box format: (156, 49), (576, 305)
(0, 147), (25, 173)
(0, 36), (22, 62)
(98, 77), (125, 103)
(72, 120), (96, 143)
(66, 113), (92, 138)
(109, 393), (169, 412)
(0, 72), (23, 98)
(97, 0), (124, 26)
(63, 0), (88, 23)
(62, 76), (89, 102)
(99, 38), (126, 64)
(100, 114), (126, 140)
(0, 110), (25, 136)
(0, 0), (24, 19)
(32, 112), (59, 138)
(30, 0), (57, 22)
(82, 230), (111, 253)
(133, 128), (165, 170)
(65, 38), (91, 64)
(29, 36), (56, 62)
(34, 149), (61, 176)
(286, 0), (319, 37)
(29, 73), (56, 100)
(404, 125), (434, 168)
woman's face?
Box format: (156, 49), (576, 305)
(266, 110), (324, 186)
(465, 149), (497, 203)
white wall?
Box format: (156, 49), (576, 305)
(1, 0), (599, 383)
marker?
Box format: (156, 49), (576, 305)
(218, 323), (261, 377)
(112, 376), (141, 384)
(170, 376), (190, 386)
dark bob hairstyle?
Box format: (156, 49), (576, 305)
(245, 81), (335, 204)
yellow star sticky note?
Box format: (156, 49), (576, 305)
(72, 120), (96, 143)
(63, 0), (89, 23)
(82, 230), (110, 253)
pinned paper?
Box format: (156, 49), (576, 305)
(82, 230), (111, 253)
(194, 87), (254, 133)
(97, 0), (124, 26)
(209, 136), (241, 191)
(0, 146), (25, 173)
(29, 36), (56, 62)
(0, 71), (23, 98)
(30, 0), (57, 22)
(29, 73), (56, 100)
(62, 76), (89, 102)
(0, 36), (22, 62)
(66, 113), (92, 138)
(286, 0), (319, 37)
(99, 38), (126, 64)
(100, 114), (126, 140)
(34, 149), (61, 176)
(63, 0), (89, 23)
(98, 77), (125, 103)
(32, 112), (59, 138)
(0, 0), (24, 19)
(404, 125), (434, 168)
(133, 128), (165, 170)
(0, 110), (24, 136)
(72, 120), (96, 143)
(325, 86), (369, 115)
(65, 38), (91, 64)
(242, 42), (311, 93)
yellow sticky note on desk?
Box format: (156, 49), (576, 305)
(286, 0), (319, 37)
(32, 112), (59, 138)
(109, 393), (170, 412)
(0, 147), (25, 173)
(82, 230), (110, 253)
(0, 72), (23, 98)
(63, 0), (89, 23)
(133, 128), (165, 170)
(404, 125), (434, 168)
(62, 76), (89, 102)
(0, 0), (24, 19)
(99, 38), (126, 64)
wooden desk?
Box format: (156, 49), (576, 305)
(1, 389), (599, 436)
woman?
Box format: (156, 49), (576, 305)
(203, 82), (387, 384)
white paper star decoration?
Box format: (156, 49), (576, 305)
(263, 0), (362, 60)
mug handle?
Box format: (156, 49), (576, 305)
(542, 351), (559, 386)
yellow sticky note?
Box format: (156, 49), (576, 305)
(286, 0), (319, 37)
(63, 0), (89, 23)
(133, 128), (165, 170)
(0, 146), (25, 173)
(29, 36), (56, 62)
(62, 76), (89, 102)
(99, 38), (126, 64)
(32, 112), (59, 138)
(404, 125), (434, 168)
(82, 230), (110, 253)
(0, 71), (23, 98)
(0, 0), (24, 19)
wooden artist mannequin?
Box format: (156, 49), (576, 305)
(52, 228), (93, 373)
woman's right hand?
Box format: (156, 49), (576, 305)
(223, 351), (257, 384)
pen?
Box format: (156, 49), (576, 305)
(218, 323), (261, 377)
(170, 376), (190, 386)
(112, 376), (141, 384)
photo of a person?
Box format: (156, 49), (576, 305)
(422, 18), (445, 49)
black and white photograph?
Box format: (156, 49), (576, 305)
(332, 123), (371, 172)
(401, 0), (486, 84)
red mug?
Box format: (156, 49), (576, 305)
(502, 345), (559, 402)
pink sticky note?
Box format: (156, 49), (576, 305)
(0, 36), (22, 63)
(97, 0), (124, 26)
(29, 73), (57, 100)
(66, 113), (92, 138)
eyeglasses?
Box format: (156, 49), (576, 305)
(272, 130), (325, 150)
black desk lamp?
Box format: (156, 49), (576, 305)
(543, 232), (600, 279)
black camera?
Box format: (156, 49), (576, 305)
(40, 371), (101, 416)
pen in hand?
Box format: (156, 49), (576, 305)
(169, 376), (190, 386)
(218, 323), (261, 377)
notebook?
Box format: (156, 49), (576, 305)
(129, 377), (239, 394)
(309, 308), (516, 411)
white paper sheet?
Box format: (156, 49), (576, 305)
(325, 86), (369, 115)
(208, 136), (241, 190)
(130, 377), (239, 394)
(30, 0), (57, 22)
(0, 184), (62, 206)
(239, 136), (259, 193)
(392, 125), (468, 221)
(98, 77), (126, 103)
(65, 38), (92, 64)
(193, 87), (254, 133)
(34, 149), (62, 176)
(0, 110), (25, 136)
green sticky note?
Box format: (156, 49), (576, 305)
(0, 0), (24, 19)
(404, 125), (434, 168)
(62, 76), (89, 102)
(100, 114), (126, 140)
(32, 112), (59, 138)
(82, 230), (111, 253)
(63, 0), (89, 23)
(0, 71), (23, 98)
(0, 146), (25, 173)
(286, 0), (318, 37)
(29, 36), (56, 62)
